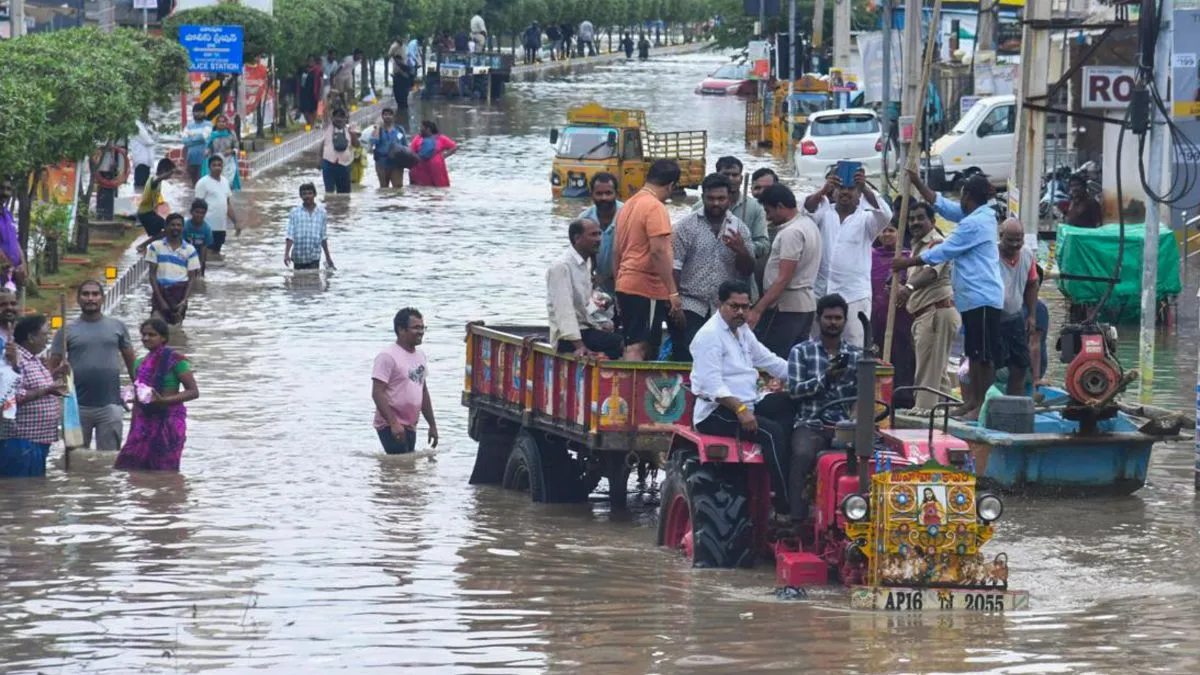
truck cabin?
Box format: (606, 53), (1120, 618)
(550, 126), (621, 161)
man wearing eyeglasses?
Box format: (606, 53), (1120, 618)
(689, 279), (794, 517)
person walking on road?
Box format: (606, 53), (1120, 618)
(372, 307), (438, 455)
(320, 108), (360, 194)
(409, 120), (458, 188)
(895, 201), (960, 412)
(578, 19), (596, 56)
(3, 315), (66, 477)
(130, 120), (156, 191)
(114, 318), (200, 473)
(146, 214), (200, 326)
(193, 155), (238, 258)
(613, 159), (683, 361)
(49, 280), (137, 452)
(524, 23), (541, 64)
(182, 104), (212, 185)
(365, 108), (408, 188)
(285, 183), (335, 271)
(621, 33), (635, 59)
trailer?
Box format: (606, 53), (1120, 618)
(463, 323), (691, 507)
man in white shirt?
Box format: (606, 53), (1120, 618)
(192, 156), (237, 258)
(547, 219), (622, 359)
(129, 120), (156, 190)
(470, 13), (488, 51)
(803, 168), (892, 349)
(690, 279), (794, 515)
(578, 19), (596, 56)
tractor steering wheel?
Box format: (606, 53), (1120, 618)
(814, 396), (892, 428)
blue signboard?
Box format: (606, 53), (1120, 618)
(179, 25), (244, 74)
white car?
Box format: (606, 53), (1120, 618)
(794, 108), (884, 182)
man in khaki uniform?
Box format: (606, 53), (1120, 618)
(895, 202), (960, 411)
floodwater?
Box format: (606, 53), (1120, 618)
(4, 52), (1200, 674)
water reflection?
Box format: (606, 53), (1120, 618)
(2, 51), (1200, 672)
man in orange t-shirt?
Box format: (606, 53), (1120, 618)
(612, 159), (683, 361)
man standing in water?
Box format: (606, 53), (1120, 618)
(285, 183), (335, 271)
(372, 307), (438, 454)
(612, 159), (682, 361)
(193, 155), (238, 258)
(49, 281), (136, 451)
(146, 213), (201, 326)
(577, 172), (622, 292)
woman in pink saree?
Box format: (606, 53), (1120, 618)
(408, 120), (458, 187)
(114, 318), (200, 472)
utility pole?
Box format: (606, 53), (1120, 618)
(1140, 0), (1172, 404)
(833, 0), (852, 69)
(976, 1), (996, 55)
(788, 0), (797, 147)
(813, 0), (826, 52)
(1012, 0), (1051, 252)
(11, 0), (25, 37)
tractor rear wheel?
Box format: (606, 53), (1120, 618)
(501, 430), (585, 503)
(657, 451), (754, 568)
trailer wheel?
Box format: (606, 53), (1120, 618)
(657, 451), (754, 568)
(468, 411), (515, 485)
(501, 430), (585, 503)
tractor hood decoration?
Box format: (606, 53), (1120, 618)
(844, 461), (1009, 590)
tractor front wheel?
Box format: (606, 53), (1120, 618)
(657, 451), (754, 568)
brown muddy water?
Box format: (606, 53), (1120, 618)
(3, 52), (1200, 674)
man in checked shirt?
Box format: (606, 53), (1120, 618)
(284, 183), (337, 271)
(786, 293), (861, 521)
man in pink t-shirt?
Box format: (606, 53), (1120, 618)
(371, 307), (439, 454)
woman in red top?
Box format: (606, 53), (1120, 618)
(408, 120), (458, 187)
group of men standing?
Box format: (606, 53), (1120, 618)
(544, 155), (1049, 517)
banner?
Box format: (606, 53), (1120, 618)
(1173, 8), (1200, 215)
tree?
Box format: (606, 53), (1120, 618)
(0, 29), (189, 249)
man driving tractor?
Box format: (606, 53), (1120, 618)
(785, 293), (861, 521)
(689, 280), (794, 516)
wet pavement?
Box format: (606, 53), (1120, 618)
(4, 52), (1200, 673)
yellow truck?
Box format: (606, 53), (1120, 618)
(745, 75), (832, 153)
(549, 102), (707, 199)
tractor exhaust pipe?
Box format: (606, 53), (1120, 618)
(854, 311), (876, 494)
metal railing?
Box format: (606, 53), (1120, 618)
(101, 256), (148, 316)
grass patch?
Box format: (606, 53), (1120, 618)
(24, 225), (143, 316)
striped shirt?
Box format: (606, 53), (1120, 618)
(286, 204), (328, 264)
(15, 345), (60, 444)
(146, 240), (200, 286)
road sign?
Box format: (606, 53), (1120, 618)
(179, 25), (244, 74)
(199, 77), (225, 120)
(1082, 66), (1136, 109)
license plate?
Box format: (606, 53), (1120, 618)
(850, 586), (1030, 612)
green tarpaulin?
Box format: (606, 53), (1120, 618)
(1056, 223), (1182, 323)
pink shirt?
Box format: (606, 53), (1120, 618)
(372, 343), (427, 429)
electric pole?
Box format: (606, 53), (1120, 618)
(1140, 0), (1172, 404)
(1012, 0), (1051, 251)
(813, 0), (826, 52)
(11, 0), (25, 37)
(833, 0), (852, 69)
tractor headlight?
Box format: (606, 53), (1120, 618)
(977, 494), (1004, 523)
(841, 494), (869, 522)
(550, 172), (562, 186)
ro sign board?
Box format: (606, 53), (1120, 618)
(179, 25), (244, 74)
(1082, 66), (1136, 109)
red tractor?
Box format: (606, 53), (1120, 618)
(657, 342), (985, 589)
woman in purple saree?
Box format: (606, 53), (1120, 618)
(115, 318), (199, 472)
(872, 224), (916, 410)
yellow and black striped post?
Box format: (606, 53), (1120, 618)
(199, 77), (225, 120)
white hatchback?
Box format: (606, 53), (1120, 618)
(794, 108), (884, 182)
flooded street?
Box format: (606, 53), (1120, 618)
(5, 52), (1200, 673)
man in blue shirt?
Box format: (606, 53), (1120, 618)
(577, 172), (623, 293)
(182, 104), (212, 185)
(893, 169), (1004, 421)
